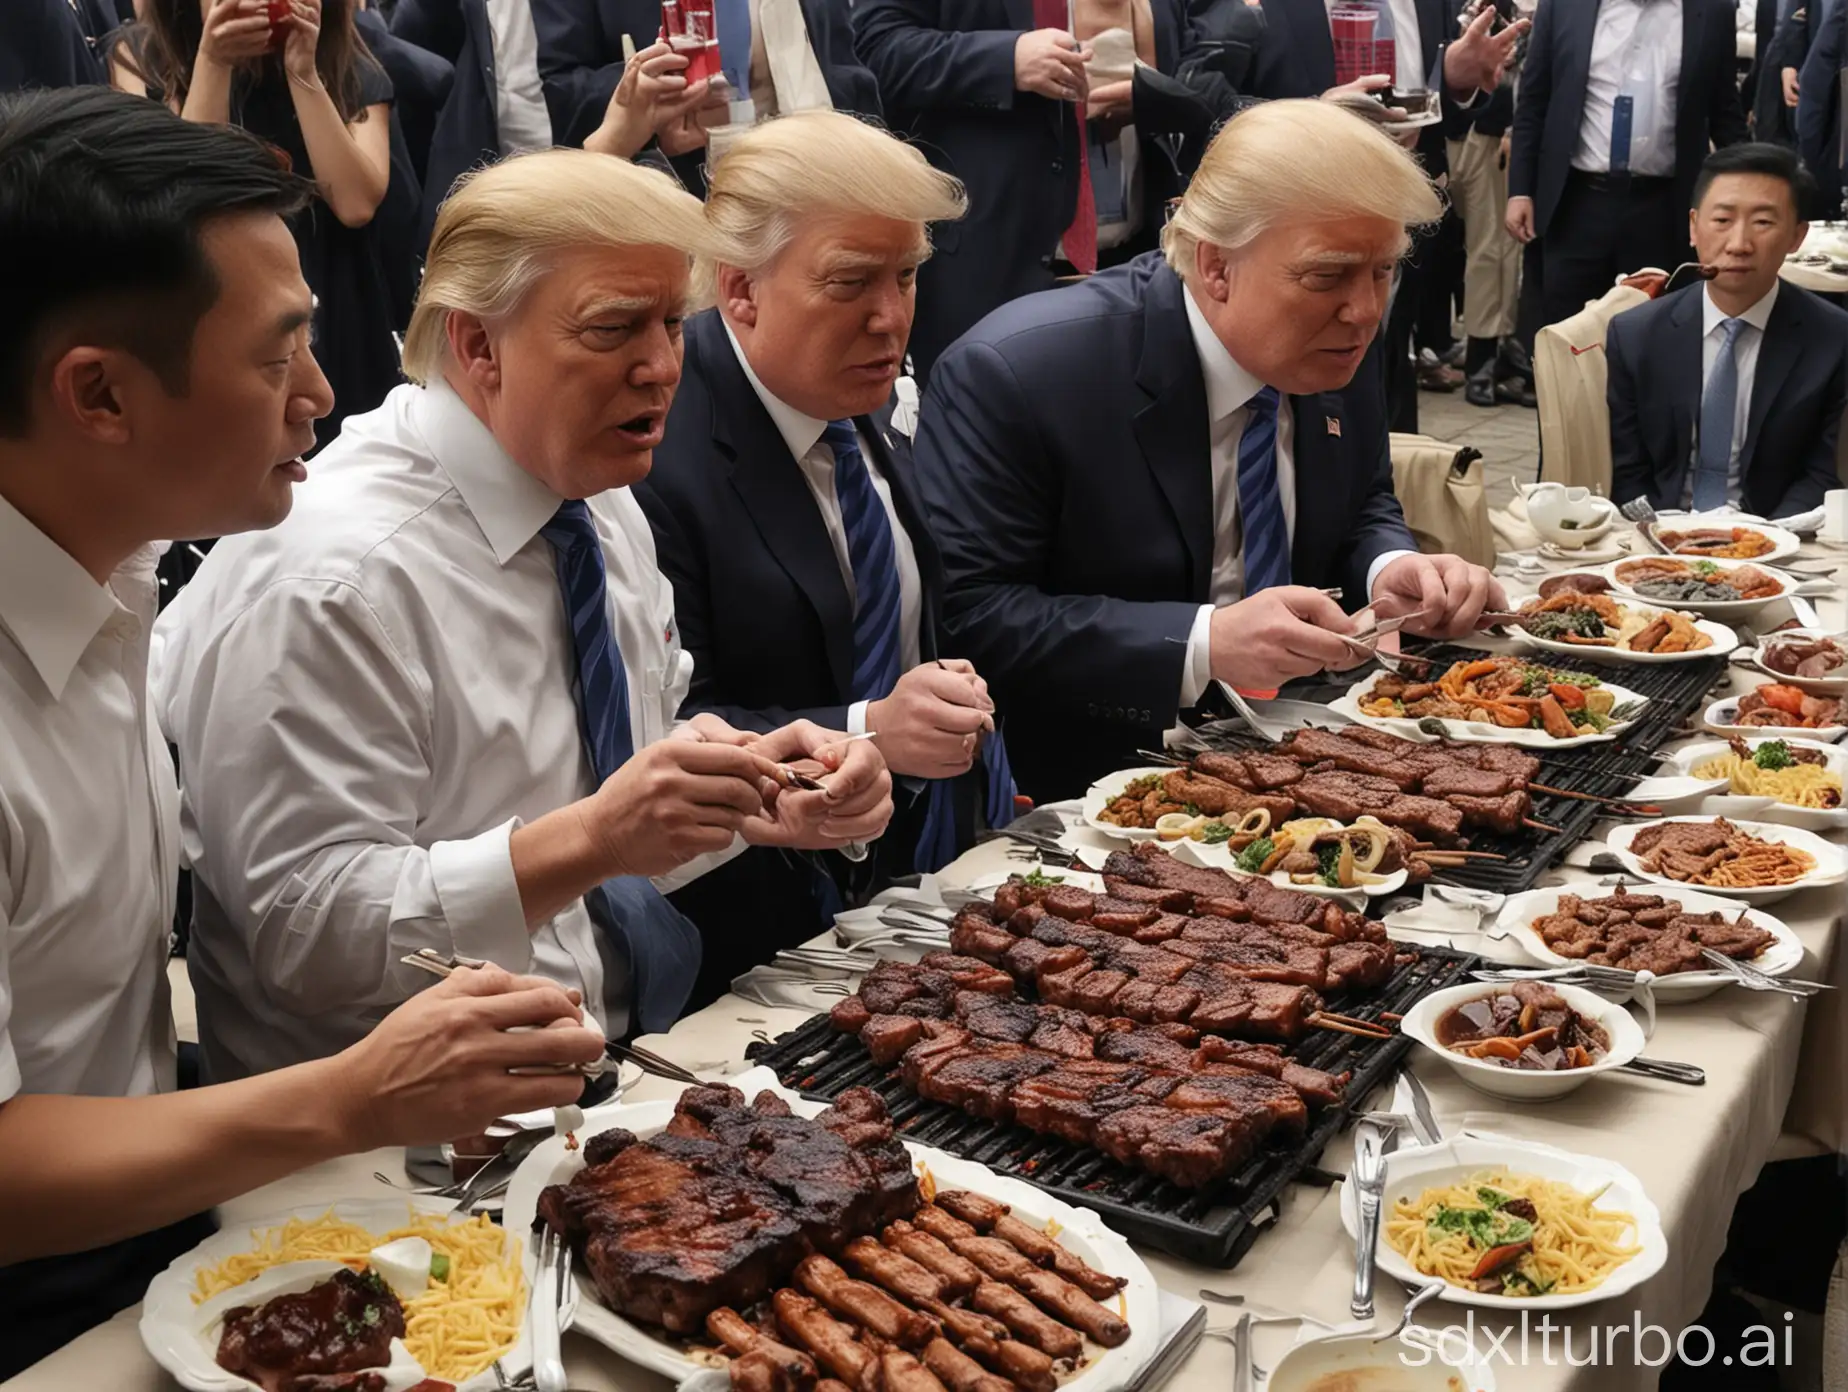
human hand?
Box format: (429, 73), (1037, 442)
(330, 965), (605, 1149)
(1369, 553), (1506, 638)
(866, 660), (994, 779)
(1320, 73), (1392, 104)
(1443, 4), (1528, 94)
(1015, 28), (1091, 101)
(670, 711), (759, 746)
(585, 42), (708, 158)
(743, 721), (894, 849)
(1087, 78), (1133, 125)
(654, 63), (729, 156)
(280, 0), (323, 85)
(197, 0), (275, 66)
(579, 739), (783, 879)
(1782, 66), (1800, 107)
(1504, 194), (1535, 242)
(1207, 588), (1361, 690)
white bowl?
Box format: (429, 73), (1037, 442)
(1523, 483), (1618, 548)
(1268, 1327), (1496, 1391)
(1337, 1134), (1668, 1313)
(1607, 815), (1848, 904)
(1493, 885), (1807, 1002)
(1751, 629), (1848, 696)
(1625, 773), (1732, 813)
(1664, 738), (1848, 832)
(1601, 556), (1797, 618)
(1702, 693), (1847, 744)
(1399, 981), (1646, 1101)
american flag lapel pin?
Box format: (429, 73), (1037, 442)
(1326, 415), (1342, 438)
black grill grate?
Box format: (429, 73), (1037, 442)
(1194, 642), (1731, 894)
(746, 945), (1479, 1268)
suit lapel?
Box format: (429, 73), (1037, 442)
(1282, 0), (1338, 90)
(1132, 265), (1215, 602)
(699, 318), (858, 696)
(860, 407), (943, 662)
(1561, 0), (1599, 125)
(1414, 0), (1445, 80)
(1742, 289), (1801, 467)
(1288, 393), (1345, 580)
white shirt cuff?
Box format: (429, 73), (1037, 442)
(1179, 603), (1216, 709)
(427, 817), (533, 967)
(1367, 550), (1418, 604)
(848, 700), (870, 737)
(652, 832), (747, 894)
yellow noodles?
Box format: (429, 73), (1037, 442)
(1690, 753), (1843, 809)
(191, 1209), (524, 1381)
(1385, 1170), (1642, 1298)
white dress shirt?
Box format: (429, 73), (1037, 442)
(1178, 289), (1411, 706)
(0, 495), (176, 1102)
(723, 321), (924, 733)
(1572, 0), (1683, 178)
(486, 0), (553, 154)
(1323, 0), (1425, 89)
(152, 382), (735, 1081)
(1684, 281), (1778, 507)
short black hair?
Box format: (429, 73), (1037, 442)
(1692, 141), (1818, 217)
(0, 87), (311, 438)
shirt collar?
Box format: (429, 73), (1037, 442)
(408, 379), (566, 566)
(722, 317), (830, 461)
(1702, 280), (1779, 337)
(0, 490), (124, 701)
(1182, 284), (1270, 426)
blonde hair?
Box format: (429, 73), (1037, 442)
(1161, 99), (1443, 283)
(698, 111), (967, 297)
(402, 148), (717, 384)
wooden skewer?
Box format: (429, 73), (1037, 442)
(1413, 849), (1506, 860)
(1523, 816), (1564, 834)
(1308, 1014), (1394, 1040)
(1380, 1012), (1404, 1024)
(1529, 782), (1661, 814)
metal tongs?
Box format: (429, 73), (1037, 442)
(400, 949), (702, 1084)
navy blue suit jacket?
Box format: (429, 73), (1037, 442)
(1, 0), (104, 91)
(1606, 282), (1848, 519)
(913, 254), (1418, 801)
(852, 0), (1183, 378)
(1509, 0), (1748, 238)
(1798, 0), (1846, 212)
(391, 0), (503, 246)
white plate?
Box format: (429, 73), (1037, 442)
(1509, 608), (1738, 664)
(1493, 886), (1807, 1002)
(1663, 738), (1848, 833)
(1601, 556), (1798, 618)
(141, 1197), (538, 1392)
(1081, 766), (1184, 842)
(1269, 1328), (1496, 1391)
(1702, 693), (1848, 744)
(1338, 1134), (1668, 1313)
(1607, 815), (1848, 904)
(502, 1067), (1161, 1391)
(1650, 513), (1802, 564)
(1330, 674), (1648, 748)
(1751, 629), (1848, 696)
(1399, 981), (1647, 1101)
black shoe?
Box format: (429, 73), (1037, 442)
(1495, 375), (1538, 408)
(1465, 366), (1498, 407)
(1497, 336), (1534, 381)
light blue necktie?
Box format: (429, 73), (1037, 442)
(824, 421), (1017, 874)
(1694, 318), (1745, 512)
(1237, 387), (1293, 593)
(542, 500), (702, 1035)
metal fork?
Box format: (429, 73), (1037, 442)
(1699, 947), (1832, 998)
(1618, 497), (1674, 555)
(529, 1219), (572, 1392)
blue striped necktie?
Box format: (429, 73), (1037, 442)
(1694, 318), (1745, 512)
(541, 500), (701, 1035)
(1237, 387), (1292, 594)
(824, 421), (1017, 872)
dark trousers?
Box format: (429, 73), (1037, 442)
(1539, 171), (1687, 330)
(0, 1211), (218, 1377)
(1383, 235), (1428, 433)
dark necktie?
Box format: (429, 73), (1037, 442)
(1237, 387), (1292, 594)
(541, 500), (701, 1035)
(1694, 319), (1745, 511)
(825, 421), (1018, 871)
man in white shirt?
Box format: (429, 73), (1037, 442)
(1506, 0), (1749, 329)
(154, 148), (894, 1084)
(0, 88), (607, 1374)
(1608, 142), (1848, 518)
(915, 101), (1509, 800)
(637, 112), (1013, 1000)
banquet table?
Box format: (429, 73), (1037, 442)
(9, 531), (1844, 1392)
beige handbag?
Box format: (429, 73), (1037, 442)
(1388, 433), (1496, 568)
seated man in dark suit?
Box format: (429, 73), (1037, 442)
(1608, 143), (1848, 520)
(637, 112), (1013, 1003)
(914, 99), (1507, 802)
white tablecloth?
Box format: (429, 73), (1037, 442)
(8, 535), (1844, 1392)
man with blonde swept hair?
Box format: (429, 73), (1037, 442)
(153, 148), (894, 1081)
(915, 100), (1508, 801)
(636, 112), (1015, 999)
